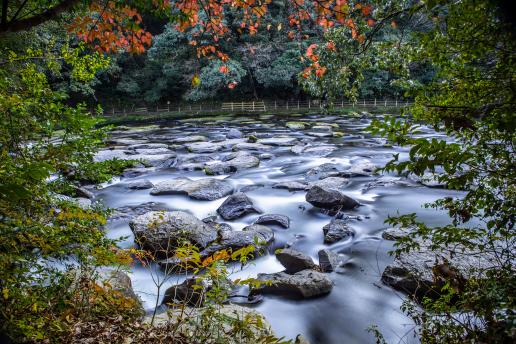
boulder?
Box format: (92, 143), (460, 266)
(258, 137), (298, 146)
(171, 135), (207, 144)
(233, 142), (272, 151)
(318, 249), (345, 272)
(272, 181), (310, 191)
(382, 227), (412, 240)
(322, 220), (354, 244)
(109, 202), (168, 221)
(310, 177), (349, 190)
(286, 122), (307, 130)
(381, 240), (498, 299)
(252, 270), (333, 299)
(305, 186), (359, 211)
(226, 128), (243, 139)
(124, 179), (154, 190)
(409, 172), (447, 188)
(306, 163), (342, 180)
(162, 277), (233, 307)
(185, 141), (221, 153)
(276, 249), (317, 273)
(204, 152), (260, 175)
(96, 269), (144, 316)
(199, 224), (274, 258)
(254, 214), (290, 228)
(150, 178), (233, 201)
(342, 161), (377, 177)
(129, 211), (217, 254)
(217, 193), (261, 220)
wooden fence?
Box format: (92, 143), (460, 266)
(103, 99), (413, 117)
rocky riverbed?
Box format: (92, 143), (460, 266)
(88, 113), (464, 343)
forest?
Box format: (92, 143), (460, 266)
(0, 1), (514, 343)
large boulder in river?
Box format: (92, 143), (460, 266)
(272, 181), (310, 191)
(150, 177), (233, 201)
(318, 249), (346, 272)
(129, 211), (217, 254)
(204, 152), (260, 175)
(322, 220), (354, 244)
(252, 270), (333, 299)
(162, 277), (233, 307)
(200, 224), (274, 258)
(381, 238), (499, 300)
(305, 186), (359, 211)
(217, 193), (261, 220)
(254, 214), (290, 228)
(276, 249), (317, 273)
(226, 128), (243, 139)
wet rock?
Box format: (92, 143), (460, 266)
(318, 249), (345, 272)
(310, 177), (349, 190)
(126, 147), (172, 156)
(150, 178), (233, 201)
(252, 270), (333, 299)
(276, 248), (317, 273)
(306, 163), (342, 179)
(322, 220), (354, 244)
(217, 193), (261, 220)
(129, 211), (217, 254)
(312, 125), (333, 132)
(272, 181), (310, 191)
(363, 176), (411, 191)
(258, 137), (298, 146)
(162, 277), (233, 307)
(73, 186), (95, 199)
(200, 224), (274, 258)
(233, 142), (272, 151)
(124, 179), (154, 190)
(126, 143), (169, 150)
(342, 161), (377, 177)
(382, 227), (412, 240)
(171, 135), (207, 144)
(258, 153), (272, 160)
(109, 202), (169, 221)
(204, 152), (260, 175)
(122, 167), (155, 178)
(226, 128), (243, 139)
(306, 186), (359, 211)
(286, 122), (307, 130)
(381, 240), (498, 299)
(254, 214), (290, 228)
(239, 184), (264, 193)
(306, 132), (333, 138)
(303, 145), (337, 157)
(176, 154), (214, 171)
(185, 141), (221, 153)
(96, 269), (142, 310)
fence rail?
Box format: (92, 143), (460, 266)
(103, 99), (413, 117)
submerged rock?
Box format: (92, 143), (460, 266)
(129, 211), (217, 254)
(305, 186), (359, 211)
(150, 177), (233, 201)
(226, 128), (243, 139)
(252, 270), (333, 299)
(310, 177), (349, 190)
(322, 220), (354, 244)
(254, 214), (290, 228)
(217, 193), (261, 220)
(276, 248), (317, 273)
(306, 163), (342, 180)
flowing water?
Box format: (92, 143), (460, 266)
(94, 113), (461, 344)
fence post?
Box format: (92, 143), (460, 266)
(396, 99), (398, 107)
(341, 100), (344, 108)
(179, 106), (181, 112)
(112, 108), (115, 116)
(297, 100), (300, 109)
(385, 100), (387, 107)
(363, 99), (366, 106)
(374, 98), (377, 106)
(308, 100), (311, 109)
(286, 101), (289, 110)
(275, 101), (277, 109)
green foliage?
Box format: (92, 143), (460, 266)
(358, 0), (516, 342)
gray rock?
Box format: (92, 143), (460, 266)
(127, 147), (172, 156)
(204, 152), (260, 175)
(226, 128), (243, 139)
(74, 186), (94, 199)
(110, 202), (168, 221)
(272, 181), (310, 191)
(343, 161), (377, 177)
(306, 163), (342, 179)
(96, 269), (142, 307)
(200, 224), (274, 258)
(382, 227), (412, 240)
(306, 132), (333, 138)
(322, 220), (354, 244)
(381, 240), (498, 299)
(129, 211), (217, 254)
(185, 141), (221, 153)
(259, 153), (274, 160)
(171, 135), (207, 144)
(162, 277), (232, 307)
(254, 214), (290, 229)
(310, 177), (349, 190)
(258, 137), (298, 146)
(252, 270), (333, 299)
(233, 142), (272, 151)
(276, 248), (317, 273)
(409, 172), (447, 188)
(124, 179), (154, 190)
(286, 122), (307, 130)
(126, 143), (169, 150)
(217, 193), (261, 220)
(150, 178), (233, 201)
(312, 125), (333, 132)
(306, 186), (359, 210)
(318, 249), (345, 272)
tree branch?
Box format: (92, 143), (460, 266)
(0, 0), (82, 34)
